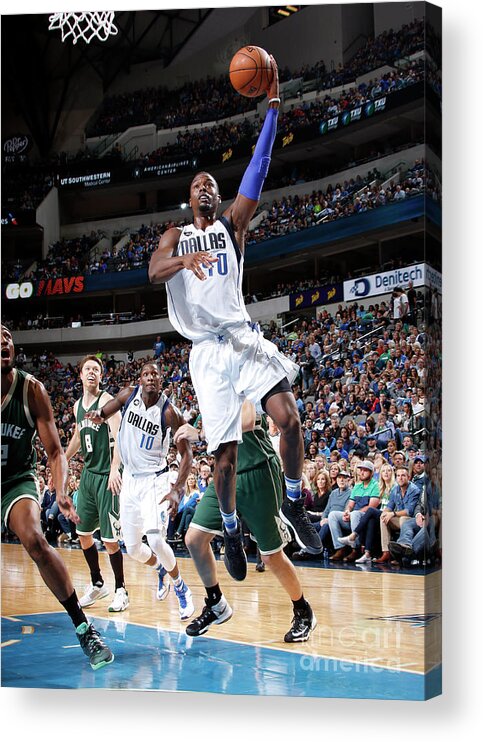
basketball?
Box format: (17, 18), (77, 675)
(229, 45), (273, 98)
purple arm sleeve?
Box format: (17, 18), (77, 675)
(238, 107), (279, 201)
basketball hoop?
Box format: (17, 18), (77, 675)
(48, 11), (119, 45)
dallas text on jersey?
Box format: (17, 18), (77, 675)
(177, 230), (226, 255)
(126, 410), (160, 437)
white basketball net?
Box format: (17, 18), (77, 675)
(48, 11), (119, 45)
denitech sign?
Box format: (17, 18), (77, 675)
(36, 276), (85, 296)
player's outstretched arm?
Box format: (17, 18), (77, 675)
(173, 422), (202, 444)
(65, 401), (81, 462)
(85, 385), (134, 424)
(98, 391), (124, 496)
(161, 405), (193, 517)
(226, 55), (280, 240)
(148, 227), (218, 284)
(30, 379), (79, 523)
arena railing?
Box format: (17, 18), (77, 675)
(319, 322), (388, 366)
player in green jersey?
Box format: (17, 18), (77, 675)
(1, 325), (113, 670)
(174, 401), (316, 642)
(66, 354), (127, 613)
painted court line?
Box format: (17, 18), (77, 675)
(1, 612), (441, 699)
(7, 610), (427, 676)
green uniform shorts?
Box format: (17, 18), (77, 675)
(76, 468), (121, 542)
(191, 457), (290, 554)
(1, 474), (40, 528)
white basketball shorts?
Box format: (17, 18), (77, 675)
(120, 470), (171, 546)
(189, 322), (299, 453)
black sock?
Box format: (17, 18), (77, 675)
(83, 544), (103, 585)
(60, 590), (88, 629)
(292, 595), (310, 612)
(205, 584), (222, 607)
(109, 548), (125, 591)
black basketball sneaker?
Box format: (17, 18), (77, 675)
(186, 597), (233, 637)
(279, 496), (322, 555)
(222, 519), (247, 581)
(284, 604), (317, 643)
(76, 622), (114, 670)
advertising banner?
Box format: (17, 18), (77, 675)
(4, 276), (86, 300)
(343, 263), (442, 301)
(289, 283), (343, 310)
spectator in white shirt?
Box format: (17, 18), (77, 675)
(392, 287), (409, 321)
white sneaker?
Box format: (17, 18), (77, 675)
(108, 587), (130, 612)
(156, 566), (170, 601)
(338, 535), (356, 547)
(174, 581), (194, 620)
(355, 552), (372, 564)
(79, 583), (110, 607)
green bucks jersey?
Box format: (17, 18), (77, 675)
(237, 414), (277, 474)
(1, 369), (37, 486)
(76, 393), (112, 475)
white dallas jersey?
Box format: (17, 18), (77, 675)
(117, 386), (171, 475)
(166, 216), (251, 342)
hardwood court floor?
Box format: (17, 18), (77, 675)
(2, 542), (441, 677)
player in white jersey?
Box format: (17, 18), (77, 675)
(149, 56), (322, 582)
(85, 362), (194, 619)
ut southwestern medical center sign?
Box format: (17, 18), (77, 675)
(343, 263), (442, 301)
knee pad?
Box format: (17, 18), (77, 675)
(125, 541), (152, 564)
(146, 530), (176, 573)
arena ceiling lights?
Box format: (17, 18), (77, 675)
(268, 6), (304, 25)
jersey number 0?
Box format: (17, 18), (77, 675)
(206, 252), (228, 277)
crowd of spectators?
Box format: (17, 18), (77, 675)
(140, 59), (426, 164)
(337, 18), (425, 79)
(4, 288), (441, 567)
(280, 60), (425, 130)
(40, 234), (101, 280)
(1, 18), (435, 220)
(3, 234), (102, 284)
(1, 57), (429, 223)
(3, 157), (438, 337)
(86, 76), (257, 138)
(5, 233), (103, 285)
(98, 223), (184, 274)
(247, 158), (436, 244)
(131, 158), (433, 270)
(2, 165), (56, 214)
(288, 18), (428, 96)
(86, 18), (426, 138)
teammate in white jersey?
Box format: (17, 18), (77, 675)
(149, 56), (322, 582)
(85, 362), (194, 620)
